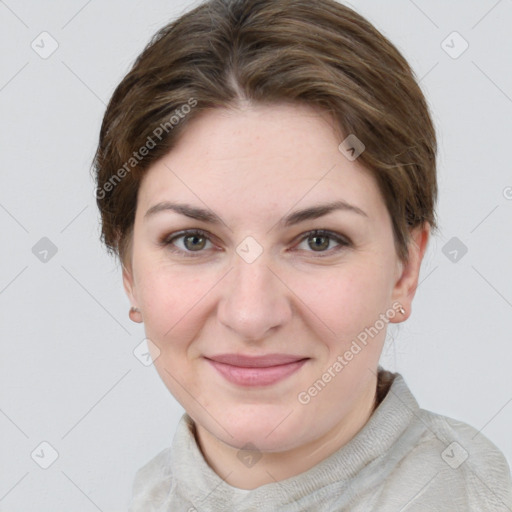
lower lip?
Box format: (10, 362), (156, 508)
(206, 359), (308, 387)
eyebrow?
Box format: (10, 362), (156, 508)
(144, 200), (368, 227)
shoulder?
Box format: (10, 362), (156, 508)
(128, 447), (174, 512)
(419, 408), (511, 480)
(388, 406), (512, 510)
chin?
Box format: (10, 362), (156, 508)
(204, 404), (310, 452)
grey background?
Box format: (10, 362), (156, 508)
(1, 0), (511, 510)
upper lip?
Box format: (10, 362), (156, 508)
(205, 353), (309, 367)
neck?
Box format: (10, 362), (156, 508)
(193, 373), (379, 490)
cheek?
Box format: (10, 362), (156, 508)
(290, 261), (393, 336)
(136, 267), (209, 404)
(135, 261), (214, 347)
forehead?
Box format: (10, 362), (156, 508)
(137, 102), (385, 221)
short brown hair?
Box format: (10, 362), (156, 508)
(92, 0), (437, 266)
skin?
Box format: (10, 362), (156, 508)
(123, 101), (430, 489)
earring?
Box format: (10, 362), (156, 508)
(129, 306), (142, 323)
(398, 306), (406, 315)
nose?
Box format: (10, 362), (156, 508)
(217, 254), (292, 342)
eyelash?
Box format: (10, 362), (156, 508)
(160, 229), (351, 258)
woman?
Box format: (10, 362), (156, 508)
(93, 0), (512, 510)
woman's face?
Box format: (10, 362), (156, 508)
(124, 102), (426, 454)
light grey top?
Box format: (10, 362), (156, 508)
(128, 369), (512, 511)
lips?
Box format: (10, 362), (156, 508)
(205, 353), (309, 386)
(207, 353), (307, 367)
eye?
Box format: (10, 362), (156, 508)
(161, 229), (215, 257)
(160, 228), (351, 258)
(294, 229), (351, 256)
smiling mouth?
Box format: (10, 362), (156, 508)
(204, 353), (310, 387)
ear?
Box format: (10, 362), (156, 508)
(122, 261), (137, 306)
(122, 260), (143, 323)
(389, 223), (431, 322)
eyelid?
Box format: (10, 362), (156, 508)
(292, 229), (351, 256)
(159, 228), (215, 257)
(160, 228), (351, 257)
